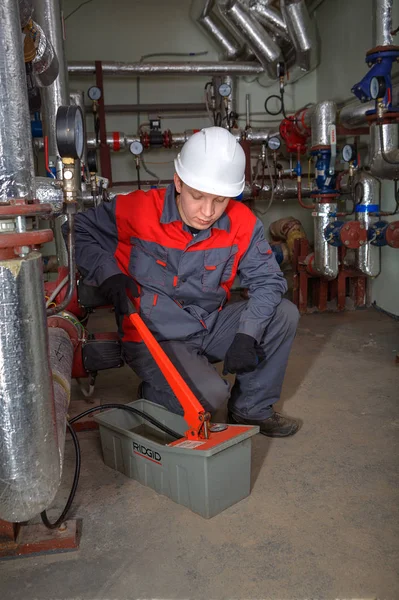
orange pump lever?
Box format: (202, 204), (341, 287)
(128, 310), (210, 440)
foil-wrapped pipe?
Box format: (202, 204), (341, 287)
(215, 4), (256, 60)
(32, 0), (69, 159)
(0, 0), (36, 201)
(244, 127), (279, 143)
(0, 253), (61, 522)
(68, 61), (263, 76)
(354, 171), (381, 277)
(248, 2), (290, 42)
(48, 327), (73, 471)
(18, 0), (33, 27)
(311, 101), (337, 148)
(373, 0), (393, 47)
(251, 177), (314, 200)
(313, 202), (338, 279)
(36, 176), (64, 214)
(31, 21), (59, 87)
(280, 0), (317, 72)
(339, 99), (374, 130)
(191, 0), (244, 59)
(369, 122), (399, 180)
(219, 0), (283, 78)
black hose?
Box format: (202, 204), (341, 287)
(40, 422), (81, 530)
(40, 403), (182, 530)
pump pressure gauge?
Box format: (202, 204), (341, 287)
(370, 76), (386, 100)
(129, 141), (144, 156)
(56, 105), (84, 159)
(88, 86), (102, 101)
(267, 136), (281, 151)
(218, 82), (232, 98)
(342, 144), (355, 163)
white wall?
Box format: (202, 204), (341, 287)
(315, 0), (399, 315)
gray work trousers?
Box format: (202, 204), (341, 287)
(123, 299), (299, 421)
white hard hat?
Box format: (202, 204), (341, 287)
(174, 127), (246, 198)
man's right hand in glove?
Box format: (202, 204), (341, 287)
(99, 273), (139, 315)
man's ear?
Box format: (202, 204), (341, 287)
(174, 173), (182, 193)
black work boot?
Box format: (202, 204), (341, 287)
(228, 410), (300, 437)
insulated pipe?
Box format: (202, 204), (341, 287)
(0, 253), (61, 522)
(373, 0), (393, 47)
(250, 177), (314, 200)
(68, 61), (263, 76)
(0, 0), (36, 201)
(219, 0), (283, 78)
(354, 171), (381, 277)
(32, 0), (69, 160)
(31, 21), (59, 88)
(248, 2), (290, 42)
(280, 0), (317, 72)
(311, 101), (337, 148)
(313, 203), (339, 279)
(339, 81), (399, 129)
(369, 122), (399, 179)
(191, 0), (244, 59)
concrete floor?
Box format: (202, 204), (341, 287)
(1, 308), (399, 600)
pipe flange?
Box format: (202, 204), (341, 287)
(366, 45), (399, 56)
(386, 221), (399, 248)
(340, 221), (368, 249)
(365, 111), (399, 124)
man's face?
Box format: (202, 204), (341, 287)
(174, 173), (230, 230)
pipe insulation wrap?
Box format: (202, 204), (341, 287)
(191, 0), (244, 59)
(354, 171), (381, 277)
(68, 61), (263, 76)
(0, 253), (61, 522)
(311, 101), (337, 148)
(0, 0), (36, 201)
(36, 176), (64, 213)
(374, 0), (393, 47)
(280, 0), (317, 72)
(313, 203), (339, 279)
(31, 21), (59, 88)
(48, 327), (73, 471)
(248, 2), (290, 41)
(369, 123), (399, 180)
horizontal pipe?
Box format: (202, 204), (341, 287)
(68, 61), (263, 76)
(95, 103), (208, 114)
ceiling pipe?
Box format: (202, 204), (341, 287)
(191, 0), (245, 59)
(280, 0), (318, 72)
(248, 2), (290, 42)
(68, 61), (263, 76)
(373, 0), (394, 47)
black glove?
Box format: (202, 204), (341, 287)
(223, 333), (258, 375)
(99, 273), (138, 315)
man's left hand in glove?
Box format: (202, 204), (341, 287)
(223, 333), (259, 375)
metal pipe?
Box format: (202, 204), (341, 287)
(47, 214), (76, 316)
(373, 0), (393, 47)
(0, 0), (36, 201)
(354, 171), (381, 277)
(0, 253), (61, 522)
(32, 0), (69, 160)
(191, 0), (244, 59)
(313, 203), (339, 279)
(250, 177), (314, 200)
(248, 2), (290, 42)
(280, 0), (318, 72)
(369, 122), (399, 179)
(68, 61), (263, 76)
(219, 0), (283, 78)
(245, 93), (251, 128)
(339, 81), (399, 129)
(311, 101), (337, 148)
(99, 102), (207, 114)
(31, 21), (59, 88)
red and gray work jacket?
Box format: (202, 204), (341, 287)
(74, 184), (288, 343)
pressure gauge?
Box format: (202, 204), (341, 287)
(129, 141), (144, 156)
(267, 136), (281, 151)
(88, 86), (102, 101)
(342, 144), (355, 163)
(370, 76), (386, 100)
(218, 82), (232, 98)
(56, 105), (84, 159)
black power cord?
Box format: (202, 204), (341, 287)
(40, 403), (181, 530)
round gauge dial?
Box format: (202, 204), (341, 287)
(370, 76), (386, 100)
(129, 141), (144, 156)
(342, 144), (355, 163)
(56, 105), (84, 159)
(267, 136), (281, 151)
(218, 83), (232, 98)
(88, 86), (102, 101)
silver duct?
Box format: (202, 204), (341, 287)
(354, 171), (381, 277)
(339, 99), (375, 130)
(0, 0), (35, 201)
(68, 61), (263, 76)
(219, 0), (283, 79)
(248, 2), (290, 42)
(32, 0), (69, 159)
(253, 177), (314, 200)
(280, 0), (317, 72)
(311, 100), (336, 148)
(191, 0), (244, 59)
(214, 4), (256, 60)
(369, 122), (399, 179)
(313, 203), (338, 280)
(31, 21), (59, 88)
(373, 0), (393, 47)
(0, 253), (60, 522)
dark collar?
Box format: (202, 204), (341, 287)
(160, 183), (230, 232)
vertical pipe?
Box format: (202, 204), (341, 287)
(95, 61), (113, 185)
(0, 253), (60, 522)
(245, 93), (251, 129)
(32, 0), (69, 160)
(354, 172), (381, 277)
(373, 0), (393, 47)
(0, 0), (36, 201)
(313, 203), (338, 279)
